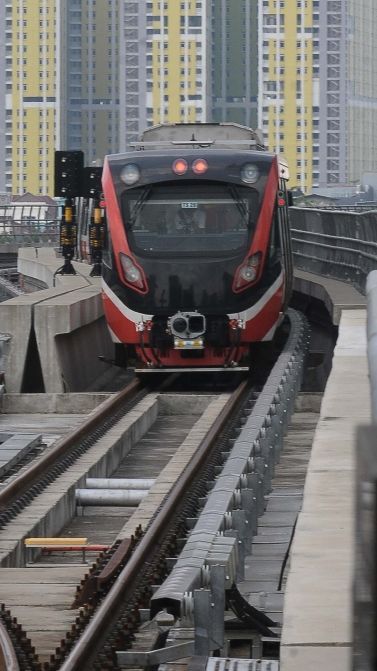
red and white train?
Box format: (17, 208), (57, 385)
(100, 123), (293, 371)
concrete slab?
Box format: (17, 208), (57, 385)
(1, 392), (111, 414)
(0, 567), (85, 583)
(280, 645), (350, 671)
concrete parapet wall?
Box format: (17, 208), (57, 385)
(290, 207), (377, 294)
(366, 270), (377, 420)
(294, 269), (365, 325)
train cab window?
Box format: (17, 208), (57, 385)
(121, 182), (262, 257)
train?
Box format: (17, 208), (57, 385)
(99, 122), (293, 372)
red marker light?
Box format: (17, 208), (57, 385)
(192, 158), (208, 175)
(278, 197), (286, 206)
(99, 200), (106, 208)
(172, 158), (188, 175)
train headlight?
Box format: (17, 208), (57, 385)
(172, 158), (188, 175)
(119, 252), (147, 292)
(120, 164), (140, 185)
(240, 264), (257, 283)
(233, 252), (262, 292)
(192, 158), (208, 175)
(241, 163), (259, 184)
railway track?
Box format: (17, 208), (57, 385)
(0, 309), (310, 670)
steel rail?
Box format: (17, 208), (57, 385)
(0, 377), (142, 511)
(59, 379), (248, 671)
(0, 620), (19, 671)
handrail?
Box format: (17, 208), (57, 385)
(0, 204), (61, 247)
(290, 206), (377, 293)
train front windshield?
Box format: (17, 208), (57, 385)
(122, 182), (261, 256)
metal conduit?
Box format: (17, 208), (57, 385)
(85, 478), (155, 490)
(76, 489), (149, 507)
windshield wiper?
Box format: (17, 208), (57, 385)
(227, 185), (248, 223)
(128, 187), (151, 229)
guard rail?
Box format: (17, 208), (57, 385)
(290, 206), (377, 294)
(0, 204), (61, 246)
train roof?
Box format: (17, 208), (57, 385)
(106, 148), (276, 163)
(135, 122), (265, 150)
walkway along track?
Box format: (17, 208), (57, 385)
(0, 309), (309, 670)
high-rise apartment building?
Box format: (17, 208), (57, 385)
(0, 0), (119, 197)
(211, 1), (258, 129)
(3, 0), (61, 196)
(318, 0), (377, 188)
(120, 0), (210, 150)
(2, 0), (376, 197)
(318, 0), (346, 187)
(62, 0), (119, 164)
(120, 1), (259, 149)
(258, 0), (319, 193)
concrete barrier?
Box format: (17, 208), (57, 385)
(294, 269), (366, 325)
(34, 284), (113, 392)
(0, 249), (113, 392)
(17, 246), (94, 290)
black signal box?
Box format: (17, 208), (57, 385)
(54, 151), (84, 198)
(82, 166), (103, 199)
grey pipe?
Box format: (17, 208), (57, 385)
(76, 489), (149, 507)
(85, 478), (155, 490)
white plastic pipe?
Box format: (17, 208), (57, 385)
(76, 489), (149, 507)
